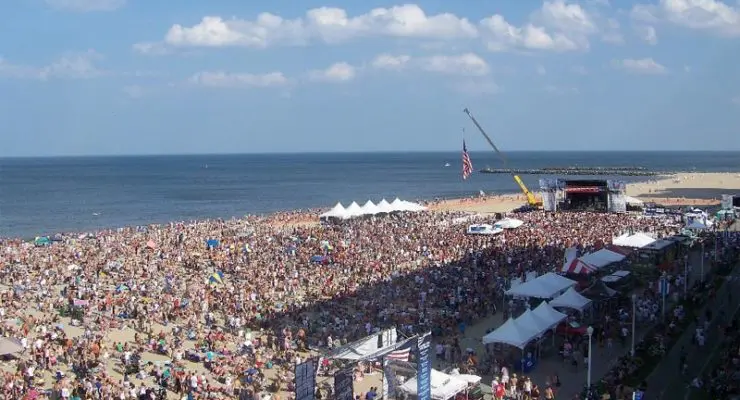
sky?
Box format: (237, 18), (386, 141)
(0, 0), (739, 157)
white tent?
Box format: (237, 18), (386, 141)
(390, 198), (406, 212)
(612, 232), (656, 248)
(400, 369), (469, 400)
(320, 202), (347, 219)
(401, 200), (427, 212)
(505, 273), (577, 299)
(494, 218), (524, 229)
(579, 249), (626, 269)
(376, 199), (394, 213)
(447, 372), (482, 385)
(361, 200), (381, 215)
(343, 202), (364, 218)
(531, 301), (568, 328)
(482, 317), (540, 348)
(549, 287), (592, 312)
(515, 309), (554, 334)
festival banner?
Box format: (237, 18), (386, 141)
(334, 368), (354, 400)
(416, 332), (432, 400)
(295, 358), (317, 400)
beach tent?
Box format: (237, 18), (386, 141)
(400, 369), (469, 400)
(360, 200), (381, 215)
(579, 249), (626, 269)
(390, 198), (407, 212)
(561, 258), (595, 274)
(116, 284), (130, 293)
(208, 271), (224, 285)
(320, 202), (347, 219)
(206, 239), (220, 249)
(531, 301), (568, 328)
(549, 287), (592, 312)
(506, 273), (577, 299)
(612, 232), (656, 248)
(0, 337), (23, 356)
(515, 309), (554, 334)
(494, 218), (524, 229)
(343, 202), (364, 218)
(376, 199), (394, 213)
(401, 200), (427, 212)
(482, 317), (540, 348)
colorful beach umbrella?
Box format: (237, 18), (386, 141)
(208, 271), (224, 285)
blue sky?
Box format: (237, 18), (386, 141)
(1, 0), (739, 156)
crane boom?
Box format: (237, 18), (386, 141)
(463, 108), (540, 208)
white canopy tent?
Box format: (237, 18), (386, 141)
(624, 196), (644, 205)
(400, 369), (469, 400)
(401, 200), (427, 212)
(376, 199), (394, 213)
(515, 309), (555, 334)
(482, 317), (541, 348)
(320, 202), (347, 219)
(343, 202), (364, 219)
(494, 218), (524, 229)
(361, 200), (381, 215)
(579, 248), (626, 269)
(390, 198), (406, 211)
(612, 232), (656, 248)
(505, 273), (577, 299)
(549, 287), (592, 312)
(531, 301), (568, 327)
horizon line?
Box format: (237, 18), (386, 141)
(3, 149), (740, 159)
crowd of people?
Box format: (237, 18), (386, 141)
(0, 207), (683, 399)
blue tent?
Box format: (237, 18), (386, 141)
(206, 239), (220, 249)
(34, 236), (51, 246)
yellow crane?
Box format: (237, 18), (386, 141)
(463, 108), (542, 208)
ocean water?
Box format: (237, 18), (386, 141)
(1, 151), (738, 238)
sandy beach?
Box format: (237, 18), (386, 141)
(430, 172), (740, 214)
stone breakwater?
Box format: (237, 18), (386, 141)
(479, 167), (663, 176)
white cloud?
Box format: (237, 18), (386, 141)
(137, 1), (616, 54)
(636, 25), (658, 44)
(371, 54), (411, 70)
(0, 51), (105, 80)
(420, 53), (490, 76)
(45, 0), (125, 12)
(308, 62), (356, 83)
(631, 0), (740, 37)
(612, 57), (668, 74)
(370, 53), (490, 77)
(148, 4), (477, 50)
(189, 71), (288, 88)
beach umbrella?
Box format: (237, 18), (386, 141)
(33, 237), (51, 246)
(116, 284), (130, 293)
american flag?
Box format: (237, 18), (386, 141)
(385, 347), (411, 362)
(462, 140), (473, 180)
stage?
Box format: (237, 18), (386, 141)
(539, 178), (627, 213)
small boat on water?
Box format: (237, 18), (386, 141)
(444, 163), (451, 167)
